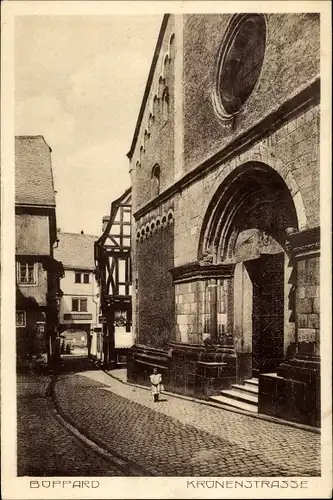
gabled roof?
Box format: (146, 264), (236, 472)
(15, 135), (56, 207)
(96, 187), (132, 248)
(54, 232), (99, 271)
(127, 14), (169, 160)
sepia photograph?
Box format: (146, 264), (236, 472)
(1, 1), (332, 499)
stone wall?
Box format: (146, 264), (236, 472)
(297, 256), (320, 354)
(182, 13), (320, 174)
(174, 104), (320, 268)
(136, 222), (175, 348)
(131, 16), (176, 211)
(175, 278), (233, 345)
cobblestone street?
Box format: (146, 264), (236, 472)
(17, 373), (126, 476)
(16, 354), (321, 478)
(53, 367), (320, 477)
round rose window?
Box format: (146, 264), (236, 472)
(217, 15), (266, 116)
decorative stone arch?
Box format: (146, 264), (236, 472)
(198, 154), (306, 260)
(195, 158), (304, 378)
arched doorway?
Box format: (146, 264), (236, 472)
(199, 162), (299, 380)
(59, 324), (91, 356)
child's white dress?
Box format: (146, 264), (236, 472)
(150, 373), (163, 395)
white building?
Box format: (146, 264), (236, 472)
(54, 231), (100, 354)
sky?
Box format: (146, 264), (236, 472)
(15, 15), (163, 236)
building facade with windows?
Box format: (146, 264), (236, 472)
(127, 14), (321, 427)
(15, 136), (64, 368)
(94, 188), (133, 367)
(54, 232), (100, 353)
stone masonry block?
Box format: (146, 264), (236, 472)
(177, 315), (188, 326)
(298, 328), (316, 343)
(298, 287), (306, 299)
(304, 108), (313, 123)
(308, 314), (320, 329)
(297, 313), (308, 328)
(190, 302), (197, 314)
(297, 298), (313, 314)
(313, 297), (320, 313)
(184, 303), (190, 314)
(286, 171), (299, 196)
(287, 119), (297, 134)
(296, 113), (306, 129)
(306, 286), (320, 298)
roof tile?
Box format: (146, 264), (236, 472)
(54, 232), (98, 270)
(15, 136), (56, 206)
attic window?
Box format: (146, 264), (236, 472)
(216, 14), (266, 116)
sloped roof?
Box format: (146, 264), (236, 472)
(96, 187), (132, 247)
(127, 15), (169, 160)
(54, 232), (99, 270)
(15, 136), (56, 207)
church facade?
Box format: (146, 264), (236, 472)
(127, 14), (320, 427)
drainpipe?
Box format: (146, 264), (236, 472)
(91, 272), (99, 357)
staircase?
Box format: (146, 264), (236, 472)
(209, 378), (258, 413)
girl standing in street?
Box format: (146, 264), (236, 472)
(150, 367), (163, 402)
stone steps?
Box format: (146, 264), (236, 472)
(209, 394), (258, 413)
(209, 377), (259, 413)
(232, 382), (258, 395)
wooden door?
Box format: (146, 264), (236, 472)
(246, 253), (284, 376)
(258, 253), (284, 373)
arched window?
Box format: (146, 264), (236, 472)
(169, 34), (175, 61)
(162, 88), (169, 124)
(148, 113), (154, 134)
(144, 130), (149, 150)
(153, 95), (159, 118)
(163, 53), (170, 79)
(151, 164), (161, 198)
(158, 76), (164, 97)
(139, 145), (144, 164)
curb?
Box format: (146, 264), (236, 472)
(103, 369), (321, 435)
(50, 375), (155, 476)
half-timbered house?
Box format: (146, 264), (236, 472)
(94, 188), (132, 367)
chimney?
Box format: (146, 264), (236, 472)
(102, 216), (109, 233)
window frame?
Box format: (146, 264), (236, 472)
(16, 310), (26, 327)
(72, 298), (79, 312)
(71, 297), (88, 312)
(17, 261), (37, 285)
(83, 273), (90, 284)
(79, 298), (88, 312)
(74, 272), (82, 283)
(214, 14), (267, 119)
